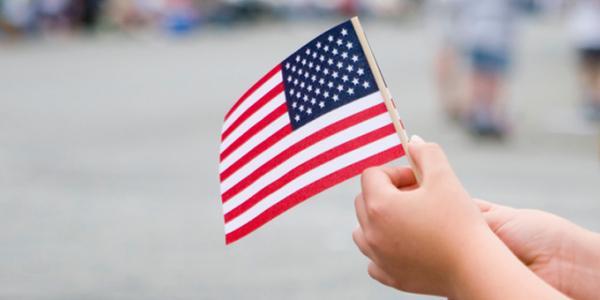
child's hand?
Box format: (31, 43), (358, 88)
(352, 136), (491, 296)
(352, 136), (568, 299)
(478, 200), (600, 300)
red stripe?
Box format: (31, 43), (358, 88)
(223, 124), (397, 222)
(225, 65), (282, 120)
(225, 144), (404, 244)
(220, 124), (293, 181)
(222, 83), (285, 142)
(220, 103), (288, 161)
(220, 103), (388, 200)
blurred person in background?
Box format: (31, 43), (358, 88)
(434, 0), (520, 139)
(37, 0), (71, 34)
(105, 0), (198, 34)
(569, 0), (600, 122)
(67, 0), (104, 32)
(0, 0), (36, 38)
(106, 0), (163, 29)
(200, 0), (272, 25)
(368, 0), (422, 19)
(433, 0), (464, 122)
(338, 0), (360, 17)
(161, 0), (199, 34)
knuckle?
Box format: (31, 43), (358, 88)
(361, 167), (382, 196)
(361, 167), (378, 183)
(367, 266), (379, 280)
(363, 227), (379, 247)
(351, 228), (360, 244)
(367, 269), (375, 280)
(354, 194), (360, 209)
(365, 201), (383, 218)
(368, 264), (398, 288)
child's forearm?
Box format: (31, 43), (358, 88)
(450, 227), (569, 300)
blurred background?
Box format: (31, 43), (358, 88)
(1, 0), (599, 299)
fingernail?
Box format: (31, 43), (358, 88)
(410, 134), (425, 144)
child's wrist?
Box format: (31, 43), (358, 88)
(447, 225), (503, 298)
(561, 229), (600, 298)
(446, 224), (562, 300)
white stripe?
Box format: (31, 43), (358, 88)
(224, 134), (400, 233)
(218, 114), (288, 174)
(221, 112), (391, 207)
(220, 92), (286, 153)
(219, 92), (383, 177)
(223, 72), (283, 133)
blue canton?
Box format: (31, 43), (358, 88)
(282, 20), (378, 130)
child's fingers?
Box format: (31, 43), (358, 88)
(380, 166), (417, 189)
(360, 167), (401, 197)
(481, 206), (516, 233)
(474, 199), (516, 232)
(407, 140), (451, 184)
(482, 211), (508, 233)
(361, 167), (417, 199)
(354, 193), (368, 228)
(476, 199), (514, 214)
(352, 227), (374, 259)
(474, 198), (496, 212)
(368, 262), (397, 288)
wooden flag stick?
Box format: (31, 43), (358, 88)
(351, 16), (423, 185)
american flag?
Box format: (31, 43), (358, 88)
(219, 20), (405, 244)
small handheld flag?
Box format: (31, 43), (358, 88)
(219, 17), (416, 244)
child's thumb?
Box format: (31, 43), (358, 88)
(410, 134), (425, 144)
(407, 136), (450, 182)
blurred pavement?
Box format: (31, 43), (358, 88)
(1, 19), (599, 299)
